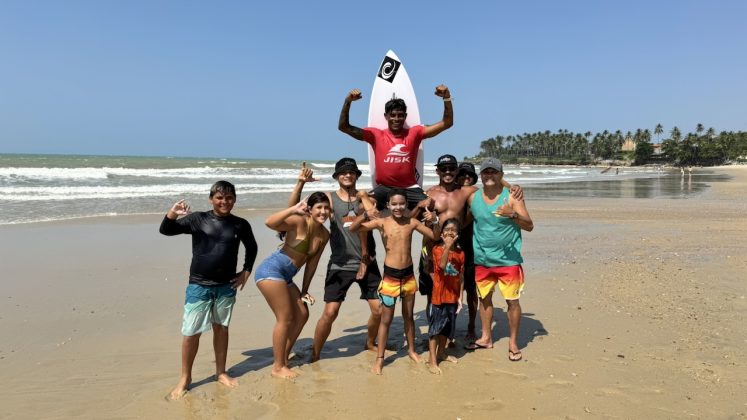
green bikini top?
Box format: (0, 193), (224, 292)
(287, 221), (313, 255)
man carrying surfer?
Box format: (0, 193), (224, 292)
(338, 85), (453, 210)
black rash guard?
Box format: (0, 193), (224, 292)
(159, 211), (258, 286)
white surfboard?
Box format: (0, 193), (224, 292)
(367, 50), (424, 188)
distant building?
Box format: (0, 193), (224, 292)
(621, 137), (636, 152)
(652, 144), (663, 155)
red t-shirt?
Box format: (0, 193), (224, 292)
(431, 245), (464, 305)
(362, 125), (425, 188)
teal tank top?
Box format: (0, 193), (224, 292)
(471, 187), (523, 266)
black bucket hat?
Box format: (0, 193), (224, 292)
(332, 157), (362, 178)
(458, 162), (477, 185)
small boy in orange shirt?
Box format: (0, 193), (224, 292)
(427, 218), (464, 374)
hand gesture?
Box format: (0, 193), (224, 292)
(434, 85), (451, 99)
(231, 270), (250, 291)
(494, 201), (514, 218)
(347, 89), (362, 102)
(442, 231), (458, 249)
(292, 200), (309, 216)
(417, 197), (434, 210)
(168, 199), (191, 218)
(298, 161), (318, 183)
(509, 184), (524, 201)
(422, 207), (437, 225)
(301, 293), (316, 306)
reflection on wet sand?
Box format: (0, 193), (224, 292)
(526, 169), (731, 200)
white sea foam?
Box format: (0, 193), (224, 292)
(0, 166), (349, 181)
(0, 156), (674, 225)
(0, 180), (343, 201)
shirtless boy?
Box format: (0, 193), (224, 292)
(350, 189), (439, 374)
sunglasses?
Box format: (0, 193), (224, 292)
(437, 165), (458, 172)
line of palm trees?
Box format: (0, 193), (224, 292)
(477, 124), (747, 166)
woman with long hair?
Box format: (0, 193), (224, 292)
(254, 191), (330, 378)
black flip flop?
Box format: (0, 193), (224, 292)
(508, 350), (523, 361)
(464, 341), (492, 350)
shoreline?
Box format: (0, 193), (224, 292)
(1, 166), (745, 418)
(1, 164), (736, 227)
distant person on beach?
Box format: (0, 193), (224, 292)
(338, 85), (453, 210)
(254, 191), (331, 379)
(159, 180), (258, 399)
(467, 158), (533, 362)
(426, 218), (464, 374)
(413, 157), (522, 341)
(286, 159), (383, 362)
(350, 189), (439, 374)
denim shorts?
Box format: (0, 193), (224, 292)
(254, 249), (299, 286)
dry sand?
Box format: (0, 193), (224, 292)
(1, 167), (746, 419)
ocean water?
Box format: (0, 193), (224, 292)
(0, 154), (720, 225)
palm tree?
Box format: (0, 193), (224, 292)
(696, 123), (704, 135)
(643, 129), (652, 144)
(654, 123), (663, 143)
(671, 126), (682, 143)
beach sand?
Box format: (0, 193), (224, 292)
(1, 167), (746, 419)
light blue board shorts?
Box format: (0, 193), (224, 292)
(182, 283), (236, 336)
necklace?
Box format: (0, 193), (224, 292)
(343, 188), (356, 216)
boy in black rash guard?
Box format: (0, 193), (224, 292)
(159, 180), (257, 400)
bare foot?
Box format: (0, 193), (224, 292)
(364, 342), (378, 352)
(216, 372), (238, 388)
(408, 351), (421, 363)
(270, 366), (298, 379)
(438, 354), (458, 364)
(168, 376), (190, 400)
(427, 363), (442, 375)
(371, 356), (384, 375)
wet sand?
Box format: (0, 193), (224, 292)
(1, 166), (746, 419)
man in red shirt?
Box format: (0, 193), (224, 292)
(338, 85), (453, 210)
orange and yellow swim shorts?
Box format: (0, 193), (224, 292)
(378, 265), (418, 307)
(474, 265), (524, 300)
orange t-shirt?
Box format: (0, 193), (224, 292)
(431, 245), (464, 305)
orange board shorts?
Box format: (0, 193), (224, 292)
(378, 274), (417, 307)
(474, 265), (524, 300)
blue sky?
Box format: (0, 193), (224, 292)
(1, 0), (745, 161)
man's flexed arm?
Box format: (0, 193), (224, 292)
(338, 89), (365, 140)
(422, 85), (453, 139)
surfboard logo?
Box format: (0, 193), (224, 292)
(378, 57), (400, 83)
